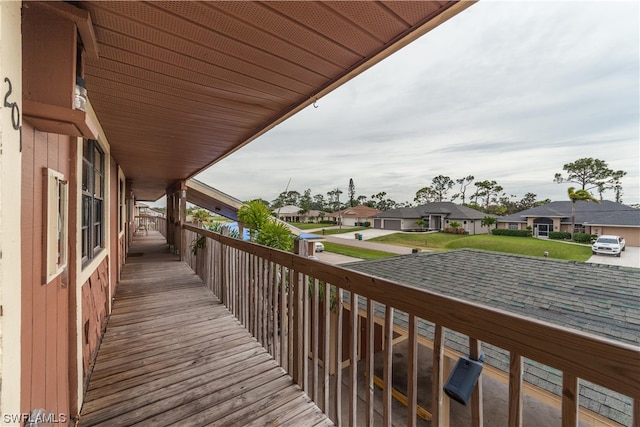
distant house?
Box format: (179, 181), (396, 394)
(372, 202), (494, 234)
(273, 205), (304, 222)
(497, 200), (640, 246)
(328, 205), (382, 226)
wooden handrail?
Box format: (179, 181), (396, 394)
(183, 224), (638, 426)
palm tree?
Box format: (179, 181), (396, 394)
(237, 200), (271, 242)
(567, 187), (600, 235)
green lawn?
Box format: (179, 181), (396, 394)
(370, 232), (592, 261)
(322, 242), (396, 260)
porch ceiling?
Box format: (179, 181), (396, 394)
(81, 1), (474, 201)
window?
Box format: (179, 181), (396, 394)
(119, 179), (125, 232)
(44, 168), (68, 283)
(508, 223), (519, 230)
(82, 139), (104, 265)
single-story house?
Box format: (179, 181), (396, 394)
(345, 250), (640, 426)
(328, 205), (382, 226)
(497, 200), (640, 246)
(372, 202), (494, 234)
(273, 206), (326, 223)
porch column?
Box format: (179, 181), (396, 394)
(166, 190), (174, 250)
(178, 181), (187, 261)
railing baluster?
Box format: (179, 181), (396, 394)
(432, 324), (445, 427)
(273, 262), (280, 363)
(407, 315), (418, 427)
(303, 274), (310, 394)
(323, 281), (331, 414)
(366, 298), (374, 427)
(349, 294), (359, 427)
(334, 288), (344, 426)
(279, 264), (287, 370)
(383, 306), (394, 427)
(562, 372), (579, 427)
(313, 278), (320, 404)
(469, 337), (484, 427)
(288, 268), (295, 375)
(509, 353), (523, 427)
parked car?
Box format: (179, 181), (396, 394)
(315, 242), (324, 252)
(591, 235), (626, 257)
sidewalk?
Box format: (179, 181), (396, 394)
(307, 227), (416, 256)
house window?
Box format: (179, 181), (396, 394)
(82, 139), (104, 265)
(44, 168), (68, 283)
(509, 223), (518, 230)
(119, 179), (125, 232)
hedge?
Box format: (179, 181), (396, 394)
(492, 229), (531, 237)
(572, 232), (594, 243)
(549, 231), (571, 240)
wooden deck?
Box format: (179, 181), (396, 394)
(79, 231), (332, 426)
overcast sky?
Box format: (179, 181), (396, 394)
(194, 1), (640, 207)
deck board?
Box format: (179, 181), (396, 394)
(79, 232), (331, 426)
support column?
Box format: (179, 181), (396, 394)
(178, 181), (187, 260)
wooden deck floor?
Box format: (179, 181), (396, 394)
(79, 231), (332, 427)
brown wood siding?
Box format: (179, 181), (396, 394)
(81, 257), (110, 384)
(20, 122), (71, 418)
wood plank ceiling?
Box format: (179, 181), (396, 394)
(81, 1), (474, 200)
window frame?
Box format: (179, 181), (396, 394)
(81, 139), (105, 267)
(43, 168), (69, 283)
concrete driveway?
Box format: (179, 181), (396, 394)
(586, 246), (640, 268)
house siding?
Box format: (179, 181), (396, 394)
(20, 122), (71, 419)
(80, 256), (110, 387)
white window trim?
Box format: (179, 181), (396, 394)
(44, 167), (68, 284)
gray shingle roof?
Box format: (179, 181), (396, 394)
(344, 250), (639, 425)
(500, 200), (640, 227)
(373, 202), (492, 220)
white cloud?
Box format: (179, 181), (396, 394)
(196, 1), (639, 206)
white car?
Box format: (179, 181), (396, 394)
(591, 235), (625, 257)
(315, 242), (325, 252)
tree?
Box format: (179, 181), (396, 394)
(191, 208), (210, 228)
(554, 158), (626, 199)
(431, 175), (454, 201)
(348, 178), (356, 207)
(472, 180), (503, 209)
(452, 175), (474, 204)
(567, 187), (600, 235)
(414, 186), (437, 204)
(256, 220), (294, 251)
(299, 189), (313, 213)
(237, 200), (271, 242)
(481, 216), (497, 231)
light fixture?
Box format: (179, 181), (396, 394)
(443, 352), (485, 405)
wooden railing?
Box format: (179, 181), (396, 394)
(184, 224), (639, 427)
(134, 214), (166, 237)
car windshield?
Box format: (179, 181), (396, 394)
(597, 238), (618, 244)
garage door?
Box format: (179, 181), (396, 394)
(384, 220), (402, 230)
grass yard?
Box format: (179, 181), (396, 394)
(322, 242), (396, 260)
(370, 232), (592, 261)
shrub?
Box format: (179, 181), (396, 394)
(572, 232), (592, 243)
(492, 229), (531, 237)
(549, 231), (571, 240)
(364, 221), (371, 227)
(443, 227), (467, 234)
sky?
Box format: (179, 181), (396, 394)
(194, 1), (640, 208)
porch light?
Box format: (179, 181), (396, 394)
(444, 352), (485, 405)
(74, 77), (87, 112)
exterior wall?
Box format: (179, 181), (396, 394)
(0, 1), (23, 421)
(20, 124), (71, 420)
(80, 256), (109, 385)
(443, 218), (491, 235)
